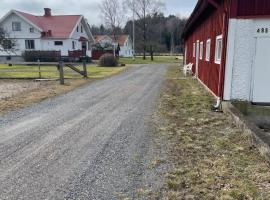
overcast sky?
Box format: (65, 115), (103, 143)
(0, 0), (197, 26)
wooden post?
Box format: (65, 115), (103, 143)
(83, 59), (88, 78)
(38, 59), (41, 79)
(59, 61), (64, 85)
(150, 45), (154, 61)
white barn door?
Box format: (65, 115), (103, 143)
(252, 37), (270, 103)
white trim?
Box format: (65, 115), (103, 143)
(215, 34), (223, 64)
(205, 38), (211, 61)
(197, 76), (219, 98)
(223, 19), (236, 100)
(193, 42), (196, 57)
(199, 41), (203, 60)
(69, 16), (83, 38)
(8, 10), (43, 32)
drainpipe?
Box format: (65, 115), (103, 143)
(213, 3), (229, 111)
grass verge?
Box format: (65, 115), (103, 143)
(119, 56), (182, 65)
(0, 64), (124, 79)
(158, 65), (270, 199)
(0, 66), (126, 115)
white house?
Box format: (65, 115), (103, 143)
(0, 8), (95, 62)
(94, 35), (133, 57)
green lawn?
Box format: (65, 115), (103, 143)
(119, 56), (182, 64)
(0, 64), (125, 79)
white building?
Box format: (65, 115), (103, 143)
(0, 8), (94, 62)
(94, 35), (133, 57)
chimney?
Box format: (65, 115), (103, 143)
(44, 8), (51, 17)
(48, 30), (52, 36)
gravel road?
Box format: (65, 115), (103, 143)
(0, 64), (168, 200)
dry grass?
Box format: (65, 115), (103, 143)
(158, 65), (270, 199)
(0, 67), (127, 115)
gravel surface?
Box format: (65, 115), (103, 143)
(0, 64), (168, 200)
(0, 80), (41, 100)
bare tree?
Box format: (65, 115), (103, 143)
(125, 0), (164, 59)
(100, 0), (123, 40)
(0, 28), (16, 53)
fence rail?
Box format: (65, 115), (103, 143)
(0, 61), (88, 84)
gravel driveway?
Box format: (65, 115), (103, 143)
(0, 64), (168, 200)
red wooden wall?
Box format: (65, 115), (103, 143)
(231, 0), (270, 17)
(185, 4), (225, 96)
(92, 50), (113, 60)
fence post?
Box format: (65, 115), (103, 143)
(38, 59), (41, 79)
(59, 61), (64, 85)
(83, 59), (88, 78)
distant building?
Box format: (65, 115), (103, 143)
(94, 35), (133, 57)
(0, 8), (95, 62)
(183, 0), (270, 104)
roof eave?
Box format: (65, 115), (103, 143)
(182, 0), (220, 39)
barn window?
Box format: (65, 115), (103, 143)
(193, 43), (195, 57)
(199, 41), (203, 60)
(205, 39), (211, 61)
(215, 35), (223, 64)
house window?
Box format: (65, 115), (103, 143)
(25, 40), (35, 50)
(77, 26), (79, 32)
(205, 39), (211, 61)
(81, 26), (83, 33)
(54, 41), (63, 46)
(199, 41), (203, 60)
(193, 43), (195, 57)
(12, 22), (21, 31)
(3, 39), (12, 50)
(215, 35), (223, 64)
(72, 41), (76, 49)
(30, 27), (34, 33)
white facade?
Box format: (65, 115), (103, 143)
(119, 36), (133, 57)
(95, 35), (133, 57)
(0, 10), (94, 61)
(224, 18), (270, 103)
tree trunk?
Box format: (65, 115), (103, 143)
(150, 45), (154, 61)
(143, 9), (146, 60)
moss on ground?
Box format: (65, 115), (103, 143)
(158, 65), (270, 200)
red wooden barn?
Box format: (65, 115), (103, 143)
(183, 0), (270, 104)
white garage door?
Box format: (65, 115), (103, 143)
(252, 37), (270, 103)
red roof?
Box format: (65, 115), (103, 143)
(16, 10), (81, 38)
(95, 35), (129, 46)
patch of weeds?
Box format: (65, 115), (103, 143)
(158, 65), (270, 199)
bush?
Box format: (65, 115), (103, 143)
(98, 53), (118, 67)
(22, 51), (61, 62)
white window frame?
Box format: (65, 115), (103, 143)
(205, 39), (211, 61)
(54, 41), (63, 46)
(193, 43), (195, 57)
(199, 41), (203, 60)
(12, 22), (21, 31)
(215, 35), (223, 64)
(25, 40), (35, 50)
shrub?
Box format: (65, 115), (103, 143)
(98, 53), (118, 67)
(22, 50), (61, 62)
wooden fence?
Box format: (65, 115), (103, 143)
(0, 61), (88, 85)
